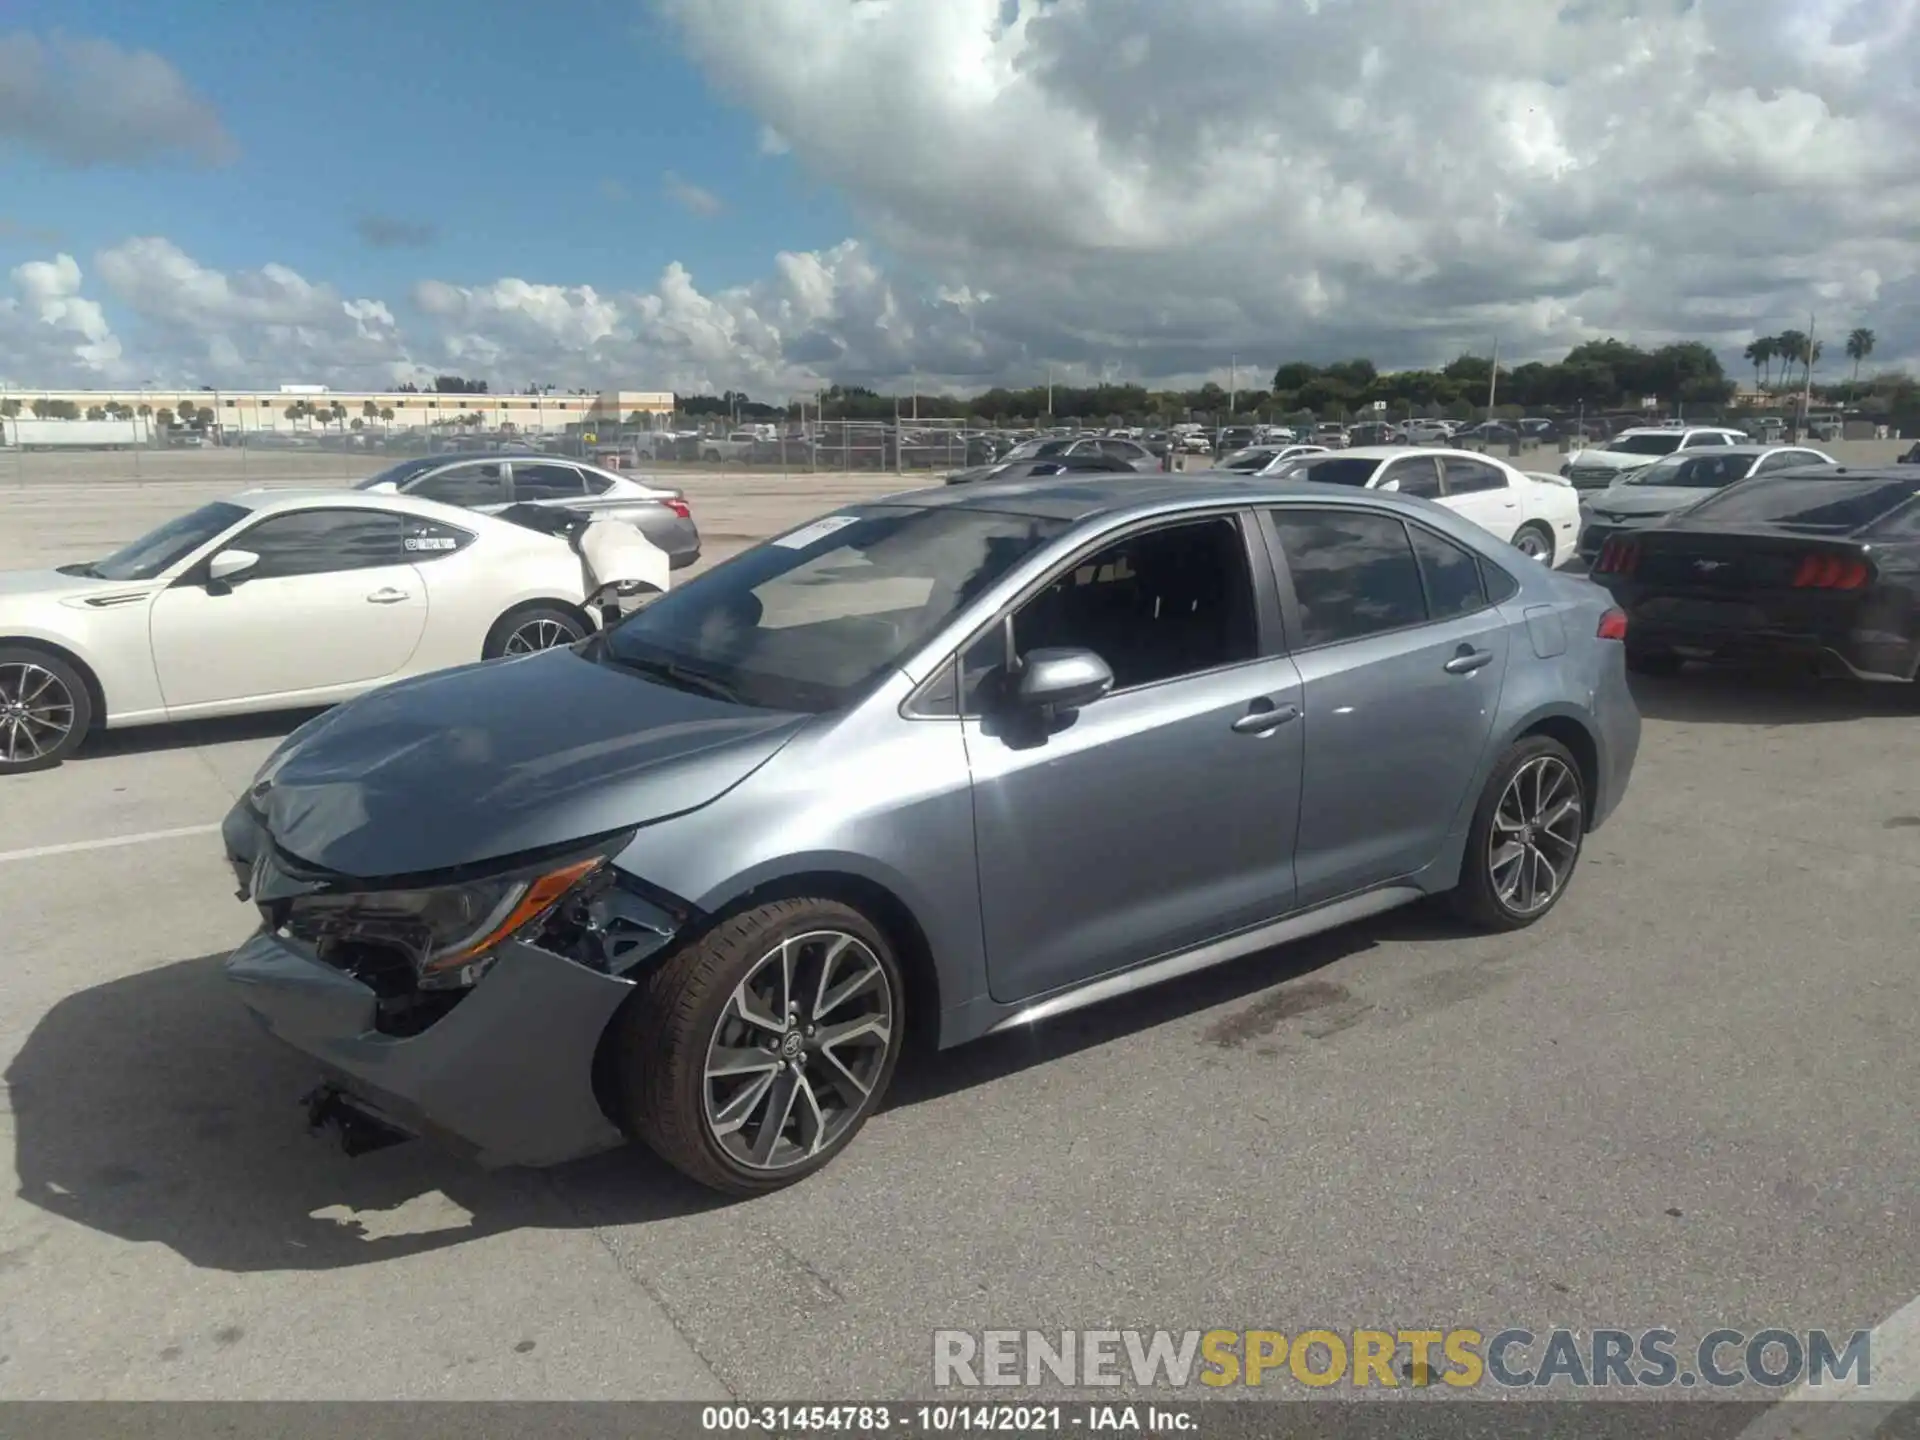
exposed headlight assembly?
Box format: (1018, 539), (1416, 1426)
(282, 849), (615, 991)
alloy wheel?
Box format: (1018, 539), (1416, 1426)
(0, 662), (77, 766)
(504, 617), (574, 654)
(702, 930), (895, 1173)
(1513, 529), (1551, 561)
(1488, 755), (1582, 915)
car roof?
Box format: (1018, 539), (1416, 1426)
(1614, 425), (1742, 437)
(868, 471), (1477, 527)
(224, 486), (493, 521)
(1306, 445), (1491, 462)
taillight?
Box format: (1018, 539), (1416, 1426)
(1594, 539), (1639, 575)
(1597, 608), (1628, 641)
(663, 498), (691, 519)
(1790, 552), (1869, 590)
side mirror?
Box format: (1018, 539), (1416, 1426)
(207, 549), (259, 586)
(1378, 476), (1401, 492)
(1013, 647), (1114, 713)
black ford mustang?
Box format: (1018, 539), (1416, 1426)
(1588, 466), (1920, 682)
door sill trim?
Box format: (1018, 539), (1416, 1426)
(987, 885), (1424, 1033)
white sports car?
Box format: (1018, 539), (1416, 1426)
(1260, 446), (1582, 565)
(0, 487), (667, 773)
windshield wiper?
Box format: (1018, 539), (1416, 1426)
(598, 650), (744, 703)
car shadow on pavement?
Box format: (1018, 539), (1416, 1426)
(1629, 668), (1916, 725)
(10, 907), (1476, 1271)
(7, 951), (727, 1274)
(76, 707), (326, 760)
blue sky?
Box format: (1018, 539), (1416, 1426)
(3, 0), (1913, 394)
(2, 0), (853, 300)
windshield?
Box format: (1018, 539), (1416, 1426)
(602, 504), (1069, 713)
(1283, 456), (1382, 487)
(1002, 439), (1072, 461)
(353, 456), (447, 490)
(1624, 454), (1750, 489)
(89, 501), (249, 580)
(1681, 477), (1918, 533)
(1607, 433), (1685, 456)
(1220, 448), (1274, 472)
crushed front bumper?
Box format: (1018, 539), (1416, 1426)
(225, 928), (637, 1169)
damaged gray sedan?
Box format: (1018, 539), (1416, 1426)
(223, 474), (1639, 1195)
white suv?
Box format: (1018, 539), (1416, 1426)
(1561, 426), (1749, 490)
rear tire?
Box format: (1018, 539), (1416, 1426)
(482, 605), (587, 660)
(1512, 522), (1555, 564)
(1626, 647), (1683, 677)
(0, 646), (92, 774)
(614, 898), (905, 1196)
(1446, 735), (1586, 933)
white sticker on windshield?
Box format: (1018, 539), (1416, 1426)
(772, 514), (861, 550)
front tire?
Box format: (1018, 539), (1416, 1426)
(1446, 735), (1586, 932)
(614, 899), (905, 1196)
(482, 605), (587, 660)
(0, 646), (92, 774)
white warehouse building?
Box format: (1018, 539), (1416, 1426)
(2, 386), (677, 435)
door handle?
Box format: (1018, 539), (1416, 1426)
(1444, 647), (1495, 675)
(366, 588), (410, 604)
(1231, 702), (1301, 735)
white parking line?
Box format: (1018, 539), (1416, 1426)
(1735, 1291), (1920, 1438)
(0, 822), (222, 865)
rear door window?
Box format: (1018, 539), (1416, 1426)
(409, 462), (509, 507)
(1268, 508), (1428, 648)
(511, 462), (589, 501)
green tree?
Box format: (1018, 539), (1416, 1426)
(86, 406), (107, 420)
(379, 406), (395, 426)
(1774, 330), (1808, 388)
(330, 402), (347, 429)
(156, 407), (175, 429)
(1845, 328), (1875, 399)
(1743, 336), (1775, 390)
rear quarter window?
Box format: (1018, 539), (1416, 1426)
(401, 516), (475, 560)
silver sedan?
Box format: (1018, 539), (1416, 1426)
(222, 473), (1640, 1194)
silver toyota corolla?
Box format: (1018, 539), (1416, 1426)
(221, 474), (1641, 1195)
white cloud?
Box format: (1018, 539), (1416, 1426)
(0, 32), (235, 167)
(8, 0), (1920, 393)
(1, 253), (124, 382)
(663, 171), (725, 217)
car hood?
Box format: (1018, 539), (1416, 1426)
(1567, 449), (1659, 470)
(1585, 487), (1704, 517)
(245, 646), (811, 879)
(0, 567), (162, 616)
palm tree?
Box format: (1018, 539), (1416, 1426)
(1773, 330), (1807, 389)
(1845, 328), (1875, 400)
(330, 401), (348, 430)
(1744, 336), (1776, 390)
(379, 406), (394, 430)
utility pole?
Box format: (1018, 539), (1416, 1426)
(1046, 367), (1053, 420)
(1801, 311), (1817, 434)
(1228, 355), (1238, 418)
(1486, 338), (1500, 417)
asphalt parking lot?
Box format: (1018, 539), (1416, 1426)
(1, 457), (1917, 1409)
